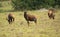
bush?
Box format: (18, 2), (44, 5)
(12, 0), (42, 10)
(11, 0), (60, 11)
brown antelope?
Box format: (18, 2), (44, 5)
(48, 9), (55, 19)
(7, 13), (15, 24)
(24, 11), (37, 26)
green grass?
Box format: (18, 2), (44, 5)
(0, 1), (13, 12)
(0, 1), (60, 37)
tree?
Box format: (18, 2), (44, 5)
(11, 0), (60, 10)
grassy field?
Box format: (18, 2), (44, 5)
(0, 1), (60, 37)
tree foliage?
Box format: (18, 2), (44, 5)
(12, 0), (60, 10)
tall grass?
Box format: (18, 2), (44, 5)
(0, 1), (60, 37)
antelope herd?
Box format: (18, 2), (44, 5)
(6, 9), (55, 26)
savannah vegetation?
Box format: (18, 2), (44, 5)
(0, 0), (60, 37)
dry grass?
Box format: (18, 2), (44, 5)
(0, 10), (60, 37)
(0, 1), (60, 37)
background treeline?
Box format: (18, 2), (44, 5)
(0, 0), (10, 1)
(0, 0), (60, 10)
(11, 0), (60, 10)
